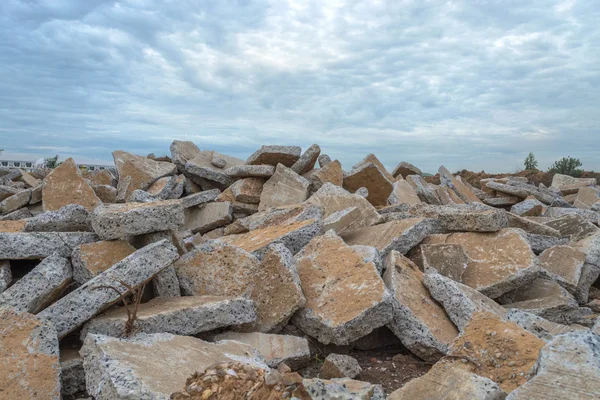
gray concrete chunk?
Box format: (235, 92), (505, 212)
(247, 145), (301, 167)
(91, 200), (185, 240)
(291, 144), (321, 175)
(0, 253), (71, 313)
(60, 349), (86, 398)
(259, 163), (310, 211)
(37, 240), (180, 339)
(0, 232), (99, 259)
(438, 209), (508, 232)
(224, 164), (275, 178)
(0, 260), (11, 294)
(179, 188), (220, 208)
(82, 295), (255, 339)
(24, 204), (92, 232)
(180, 201), (232, 234)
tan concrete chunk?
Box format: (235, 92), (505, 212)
(42, 158), (101, 212)
(538, 245), (585, 294)
(439, 165), (482, 203)
(181, 201), (232, 234)
(388, 179), (421, 205)
(247, 145), (301, 167)
(551, 173), (596, 191)
(259, 163), (310, 211)
(113, 150), (176, 201)
(574, 186), (600, 209)
(230, 177), (264, 204)
(292, 231), (392, 345)
(343, 161), (394, 206)
(308, 159), (343, 192)
(71, 240), (136, 285)
(422, 243), (468, 283)
(19, 169), (40, 188)
(392, 161), (422, 179)
(383, 251), (458, 362)
(0, 219), (26, 232)
(0, 309), (61, 400)
(449, 312), (546, 392)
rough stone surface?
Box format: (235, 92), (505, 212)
(524, 233), (568, 255)
(574, 186), (600, 209)
(0, 253), (71, 313)
(319, 354), (362, 379)
(388, 360), (507, 400)
(424, 272), (507, 331)
(505, 309), (588, 341)
(551, 173), (596, 191)
(291, 144), (320, 175)
(42, 158), (102, 212)
(506, 331), (600, 399)
(340, 218), (435, 259)
(392, 161), (422, 179)
(215, 332), (311, 370)
(24, 204), (92, 232)
(38, 240), (179, 338)
(511, 198), (546, 216)
(308, 159), (344, 193)
(545, 213), (599, 241)
(259, 163), (310, 211)
(483, 196), (521, 206)
(0, 207), (33, 221)
(421, 243), (468, 282)
(388, 179), (421, 205)
(180, 201), (232, 234)
(352, 245), (384, 274)
(179, 188), (220, 208)
(383, 251), (458, 362)
(91, 200), (185, 240)
(0, 219), (26, 232)
(247, 145), (301, 167)
(81, 333), (267, 400)
(113, 150), (177, 201)
(0, 188), (31, 214)
(306, 182), (381, 228)
(0, 232), (99, 259)
(223, 164), (275, 178)
(238, 243), (306, 333)
(344, 159), (394, 207)
(230, 177), (264, 204)
(292, 231), (393, 345)
(544, 206), (598, 224)
(175, 241), (259, 297)
(218, 218), (322, 260)
(322, 206), (361, 233)
(82, 295), (256, 339)
(538, 245), (585, 295)
(300, 378), (384, 400)
(60, 349), (86, 397)
(439, 209), (508, 232)
(439, 165), (481, 203)
(506, 212), (562, 237)
(71, 240), (136, 285)
(318, 154), (332, 167)
(0, 260), (11, 293)
(0, 309), (61, 400)
(93, 184), (118, 203)
(185, 150), (242, 186)
(170, 140), (201, 172)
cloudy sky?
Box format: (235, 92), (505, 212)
(1, 0), (598, 174)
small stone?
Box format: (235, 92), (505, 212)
(319, 354), (362, 379)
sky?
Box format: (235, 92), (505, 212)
(0, 0), (599, 174)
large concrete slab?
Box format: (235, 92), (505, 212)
(42, 158), (101, 212)
(0, 232), (99, 260)
(259, 163), (310, 211)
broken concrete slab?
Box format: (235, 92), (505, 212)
(406, 175), (442, 204)
(344, 159), (394, 207)
(175, 241), (259, 297)
(292, 231), (393, 345)
(259, 163), (310, 211)
(71, 240), (136, 285)
(483, 196), (522, 207)
(438, 208), (508, 232)
(388, 179), (421, 205)
(87, 169), (117, 187)
(93, 184), (117, 203)
(223, 164), (275, 178)
(81, 333), (267, 400)
(322, 206), (361, 234)
(0, 308), (61, 400)
(225, 202), (321, 234)
(291, 144), (320, 175)
(230, 177), (264, 204)
(180, 201), (232, 234)
(179, 188), (220, 208)
(388, 360), (507, 400)
(0, 253), (71, 313)
(247, 145), (301, 167)
(351, 245), (384, 275)
(423, 272), (507, 331)
(505, 309), (588, 341)
(218, 217), (322, 260)
(299, 378), (384, 400)
(439, 166), (481, 204)
(37, 239), (179, 338)
(23, 204), (92, 232)
(82, 295), (255, 339)
(383, 251), (458, 362)
(449, 312), (546, 393)
(506, 331), (600, 399)
(307, 159), (344, 193)
(318, 153), (332, 167)
(574, 186), (600, 209)
(185, 150), (242, 186)
(510, 198), (546, 216)
(238, 243), (305, 333)
(538, 245), (585, 295)
(0, 184), (20, 202)
(0, 232), (99, 260)
(506, 212), (562, 237)
(215, 332), (311, 370)
(0, 188), (31, 214)
(544, 213), (599, 241)
(91, 199), (184, 240)
(42, 158), (102, 212)
(0, 260), (11, 293)
(18, 169), (41, 188)
(543, 206), (598, 224)
(113, 150), (177, 201)
(319, 354), (362, 379)
(392, 161), (422, 179)
(170, 140), (201, 172)
(523, 232), (568, 255)
(421, 243), (468, 282)
(306, 182), (381, 228)
(0, 207), (33, 221)
(0, 219), (26, 232)
(60, 349), (86, 398)
(551, 173), (596, 191)
(340, 218), (435, 259)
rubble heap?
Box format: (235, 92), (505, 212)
(1, 143), (600, 400)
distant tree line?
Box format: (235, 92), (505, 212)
(524, 153), (584, 177)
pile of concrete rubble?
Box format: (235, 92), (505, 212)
(1, 142), (600, 399)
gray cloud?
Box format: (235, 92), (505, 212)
(1, 0), (599, 173)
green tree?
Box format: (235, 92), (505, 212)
(45, 155), (59, 169)
(523, 152), (538, 170)
(548, 156), (583, 177)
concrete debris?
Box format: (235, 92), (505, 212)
(0, 253), (71, 313)
(71, 240), (136, 285)
(439, 165), (481, 204)
(23, 204), (92, 232)
(383, 251), (458, 362)
(81, 333), (267, 400)
(0, 188), (31, 214)
(60, 349), (86, 398)
(392, 161), (422, 179)
(538, 245), (585, 295)
(42, 158), (102, 212)
(246, 145), (301, 167)
(82, 295), (256, 338)
(318, 153), (332, 167)
(0, 232), (99, 259)
(344, 154), (394, 206)
(319, 354), (362, 379)
(179, 188), (220, 208)
(574, 186), (600, 209)
(215, 331), (311, 370)
(113, 150), (177, 201)
(352, 245), (384, 274)
(0, 219), (26, 232)
(388, 179), (421, 205)
(180, 201), (232, 234)
(322, 206), (362, 233)
(544, 213), (599, 240)
(91, 199), (185, 240)
(510, 197), (546, 216)
(0, 308), (61, 400)
(292, 230), (393, 345)
(92, 184), (117, 203)
(223, 164), (275, 178)
(505, 309), (588, 341)
(37, 240), (179, 338)
(551, 173), (596, 192)
(422, 243), (468, 282)
(230, 177), (264, 203)
(0, 260), (11, 293)
(438, 208), (508, 232)
(259, 163), (310, 211)
(0, 206), (33, 221)
(291, 143), (321, 175)
(185, 150), (242, 186)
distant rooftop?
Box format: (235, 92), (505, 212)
(0, 159), (115, 172)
